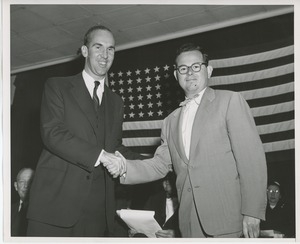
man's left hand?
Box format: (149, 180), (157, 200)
(242, 215), (260, 238)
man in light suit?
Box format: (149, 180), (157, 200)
(27, 25), (142, 237)
(104, 43), (267, 238)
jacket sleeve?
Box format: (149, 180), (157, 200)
(226, 92), (267, 220)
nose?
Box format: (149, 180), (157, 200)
(187, 66), (194, 75)
(101, 49), (108, 59)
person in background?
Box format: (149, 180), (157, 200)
(130, 172), (180, 238)
(26, 25), (144, 237)
(260, 181), (295, 238)
(103, 42), (268, 238)
(11, 168), (34, 236)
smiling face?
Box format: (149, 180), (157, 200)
(174, 50), (213, 98)
(81, 29), (115, 80)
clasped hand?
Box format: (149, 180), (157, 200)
(101, 150), (126, 178)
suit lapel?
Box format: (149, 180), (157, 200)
(189, 87), (215, 163)
(71, 73), (98, 131)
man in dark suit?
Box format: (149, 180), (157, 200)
(27, 25), (139, 237)
(103, 43), (267, 238)
(11, 168), (34, 236)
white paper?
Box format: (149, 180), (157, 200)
(117, 209), (162, 238)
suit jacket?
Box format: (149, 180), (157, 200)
(11, 201), (28, 236)
(27, 73), (139, 232)
(121, 87), (267, 237)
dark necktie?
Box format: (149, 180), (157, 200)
(179, 93), (200, 107)
(93, 81), (100, 111)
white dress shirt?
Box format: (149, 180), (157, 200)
(82, 70), (105, 105)
(181, 88), (206, 159)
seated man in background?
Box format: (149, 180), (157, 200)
(11, 168), (35, 236)
(260, 180), (295, 238)
(130, 172), (180, 238)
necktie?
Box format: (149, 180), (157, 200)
(179, 93), (200, 107)
(93, 81), (100, 111)
(18, 201), (22, 212)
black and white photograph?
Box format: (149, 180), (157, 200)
(1, 0), (297, 243)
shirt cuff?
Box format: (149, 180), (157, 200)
(95, 149), (104, 167)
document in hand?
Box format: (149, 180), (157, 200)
(117, 209), (162, 238)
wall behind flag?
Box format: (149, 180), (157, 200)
(10, 13), (294, 202)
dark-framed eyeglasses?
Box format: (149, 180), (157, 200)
(175, 62), (208, 75)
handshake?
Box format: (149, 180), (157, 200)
(101, 150), (126, 178)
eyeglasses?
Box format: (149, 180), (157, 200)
(267, 189), (280, 194)
(176, 62), (207, 75)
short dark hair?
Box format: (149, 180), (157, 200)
(83, 25), (113, 46)
(175, 42), (209, 64)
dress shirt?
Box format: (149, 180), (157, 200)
(181, 88), (206, 159)
(18, 200), (23, 212)
(82, 70), (105, 167)
(82, 70), (105, 105)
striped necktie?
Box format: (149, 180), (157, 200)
(93, 81), (100, 111)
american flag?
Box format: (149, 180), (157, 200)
(108, 13), (294, 162)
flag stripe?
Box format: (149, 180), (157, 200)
(254, 111), (293, 126)
(210, 45), (294, 68)
(213, 55), (293, 76)
(260, 129), (294, 143)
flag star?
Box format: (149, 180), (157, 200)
(139, 111), (144, 118)
(157, 101), (162, 107)
(110, 72), (115, 77)
(129, 112), (135, 118)
(145, 68), (150, 74)
(146, 85), (152, 91)
(127, 78), (133, 84)
(118, 79), (124, 85)
(154, 75), (161, 81)
(110, 80), (116, 86)
(148, 102), (153, 108)
(136, 77), (142, 83)
(164, 73), (170, 79)
(147, 93), (153, 99)
(123, 114), (126, 119)
(137, 86), (142, 92)
(118, 71), (123, 77)
(138, 94), (143, 100)
(128, 87), (133, 93)
(126, 70), (132, 76)
(148, 111), (154, 117)
(154, 66), (160, 72)
(128, 95), (134, 101)
(129, 103), (135, 110)
(156, 92), (162, 98)
(119, 88), (124, 94)
(138, 103), (144, 109)
(135, 69), (141, 75)
(163, 64), (170, 71)
(157, 110), (163, 116)
(121, 96), (126, 101)
(145, 76), (151, 82)
(112, 88), (116, 92)
(155, 84), (161, 90)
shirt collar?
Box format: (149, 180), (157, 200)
(82, 70), (105, 90)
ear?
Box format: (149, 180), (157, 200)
(207, 65), (213, 78)
(14, 182), (18, 191)
(81, 45), (88, 58)
(173, 70), (178, 80)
